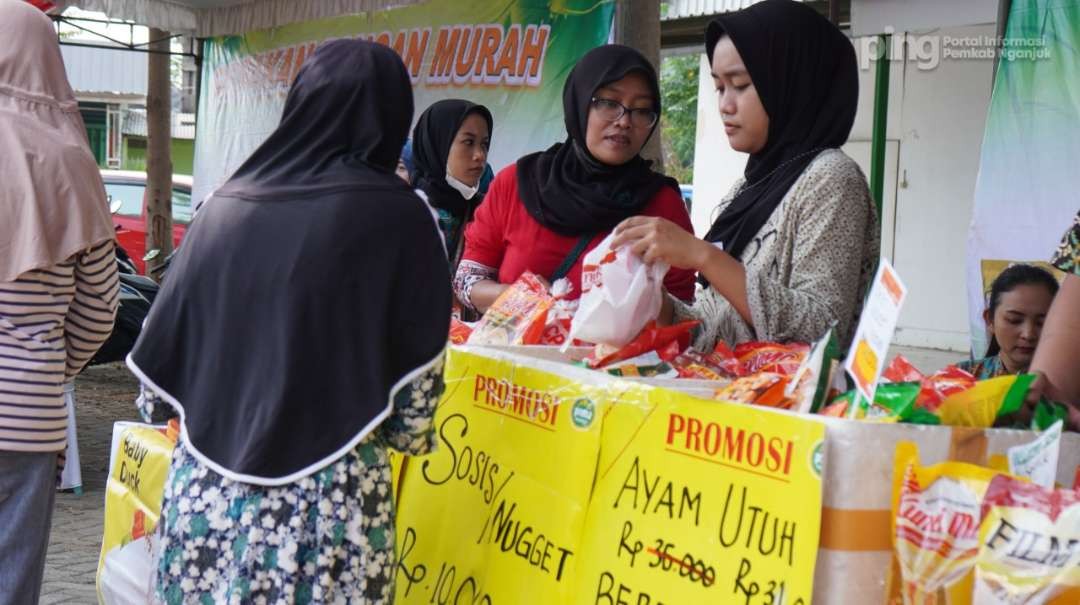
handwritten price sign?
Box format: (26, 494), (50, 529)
(394, 349), (826, 604)
(394, 349), (606, 603)
(573, 387), (825, 604)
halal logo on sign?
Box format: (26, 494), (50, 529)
(571, 398), (595, 429)
(811, 440), (825, 477)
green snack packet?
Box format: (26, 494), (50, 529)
(866, 382), (921, 421)
(998, 373), (1036, 417)
(822, 382), (920, 422)
(1031, 400), (1069, 432)
(904, 406), (942, 425)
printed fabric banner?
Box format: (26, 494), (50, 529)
(394, 347), (826, 604)
(192, 0), (616, 205)
(966, 0), (1080, 356)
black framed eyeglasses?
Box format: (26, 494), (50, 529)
(590, 97), (658, 128)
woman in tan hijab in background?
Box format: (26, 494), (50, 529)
(0, 1), (119, 601)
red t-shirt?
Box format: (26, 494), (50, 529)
(462, 164), (697, 302)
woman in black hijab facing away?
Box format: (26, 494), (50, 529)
(126, 40), (450, 603)
(613, 0), (879, 350)
(411, 99), (493, 270)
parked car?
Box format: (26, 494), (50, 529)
(101, 170), (193, 274)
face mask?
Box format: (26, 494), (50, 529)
(445, 168), (480, 200)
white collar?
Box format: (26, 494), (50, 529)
(445, 171), (480, 200)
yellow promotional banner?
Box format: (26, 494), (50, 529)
(394, 348), (608, 604)
(97, 422), (177, 602)
(573, 387), (826, 605)
(395, 347), (826, 603)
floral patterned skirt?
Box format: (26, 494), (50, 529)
(153, 439), (397, 604)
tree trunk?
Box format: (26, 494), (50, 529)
(146, 28), (173, 277)
(614, 0), (664, 173)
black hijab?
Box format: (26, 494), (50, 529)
(702, 0), (858, 259)
(412, 99), (493, 218)
(128, 40), (451, 485)
(516, 44), (677, 237)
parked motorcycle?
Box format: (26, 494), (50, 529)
(89, 204), (160, 366)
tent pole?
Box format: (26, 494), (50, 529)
(992, 0), (1013, 83)
(870, 34), (891, 221)
(146, 27), (174, 277)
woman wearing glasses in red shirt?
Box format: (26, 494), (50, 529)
(454, 45), (696, 314)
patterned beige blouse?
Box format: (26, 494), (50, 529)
(674, 148), (880, 350)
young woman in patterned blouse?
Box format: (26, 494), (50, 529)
(613, 0), (879, 350)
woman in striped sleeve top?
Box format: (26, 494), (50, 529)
(0, 2), (119, 602)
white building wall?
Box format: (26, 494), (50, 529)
(690, 23), (998, 353)
(886, 24), (997, 352)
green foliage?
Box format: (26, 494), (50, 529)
(660, 53), (699, 184)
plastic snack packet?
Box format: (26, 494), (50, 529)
(891, 443), (1004, 605)
(671, 341), (744, 379)
(919, 366), (978, 411)
(467, 272), (552, 346)
(672, 358), (725, 381)
(539, 278), (578, 346)
(821, 382), (921, 422)
(734, 341), (810, 376)
(884, 355), (927, 383)
(568, 233), (668, 347)
(790, 327), (842, 414)
(601, 355), (679, 378)
(974, 475), (1080, 605)
(935, 374), (1035, 428)
(715, 373), (792, 408)
(584, 321), (697, 369)
(449, 317), (474, 345)
(881, 357), (977, 411)
(1032, 401), (1070, 433)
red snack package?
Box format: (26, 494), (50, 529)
(919, 366), (977, 411)
(975, 475), (1080, 603)
(449, 317), (473, 345)
(539, 279), (579, 346)
(883, 354), (926, 383)
(711, 342), (747, 376)
(467, 273), (552, 346)
(670, 345), (742, 380)
(675, 363), (725, 381)
(734, 341), (810, 376)
(585, 321), (698, 369)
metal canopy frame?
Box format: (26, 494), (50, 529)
(51, 14), (198, 58)
(52, 13), (205, 143)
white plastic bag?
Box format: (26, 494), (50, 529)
(566, 232), (668, 348)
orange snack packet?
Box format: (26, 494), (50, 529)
(449, 317), (473, 345)
(467, 273), (552, 346)
(734, 341), (810, 376)
(715, 373), (792, 408)
(891, 442), (1004, 604)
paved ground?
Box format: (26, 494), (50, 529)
(41, 363), (140, 605)
(36, 347), (964, 603)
